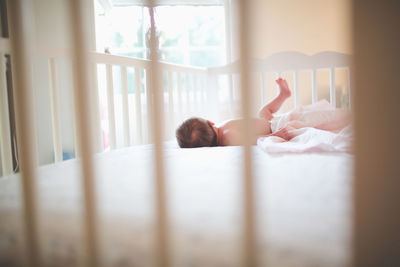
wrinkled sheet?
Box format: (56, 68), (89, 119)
(258, 100), (353, 153)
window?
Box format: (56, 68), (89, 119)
(94, 2), (227, 67)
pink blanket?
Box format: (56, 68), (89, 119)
(257, 100), (353, 153)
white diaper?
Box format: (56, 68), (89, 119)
(270, 114), (286, 133)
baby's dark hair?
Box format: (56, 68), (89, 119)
(176, 117), (217, 148)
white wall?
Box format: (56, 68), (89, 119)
(248, 0), (352, 58)
(235, 0), (353, 114)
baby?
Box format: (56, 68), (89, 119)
(176, 78), (292, 148)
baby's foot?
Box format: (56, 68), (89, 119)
(275, 78), (291, 98)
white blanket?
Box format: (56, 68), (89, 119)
(258, 100), (353, 153)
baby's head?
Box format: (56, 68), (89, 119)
(176, 117), (217, 148)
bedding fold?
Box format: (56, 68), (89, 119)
(258, 100), (352, 153)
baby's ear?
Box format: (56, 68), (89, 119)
(207, 120), (215, 126)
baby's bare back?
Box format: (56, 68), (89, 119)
(218, 118), (271, 146)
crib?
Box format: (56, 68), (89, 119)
(1, 1), (400, 267)
(0, 48), (353, 169)
(2, 1), (352, 267)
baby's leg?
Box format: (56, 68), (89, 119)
(258, 78), (291, 119)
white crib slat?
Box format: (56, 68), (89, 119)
(146, 70), (153, 143)
(207, 74), (220, 120)
(199, 74), (205, 114)
(239, 0), (258, 266)
(202, 74), (207, 113)
(167, 71), (174, 131)
(72, 99), (81, 157)
(134, 67), (143, 144)
(8, 1), (41, 265)
(312, 69), (317, 103)
(200, 75), (205, 114)
(48, 58), (63, 162)
(275, 72), (281, 92)
(228, 74), (235, 117)
(121, 66), (130, 146)
(192, 74), (198, 113)
(106, 64), (116, 149)
(260, 73), (265, 107)
(69, 0), (101, 266)
(177, 72), (183, 122)
(89, 63), (103, 153)
(294, 71), (300, 108)
(348, 67), (351, 109)
(0, 53), (13, 175)
(148, 5), (170, 267)
(185, 73), (191, 116)
(200, 75), (206, 114)
(191, 73), (199, 114)
(330, 67), (336, 107)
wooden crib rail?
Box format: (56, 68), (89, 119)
(92, 55), (208, 147)
(36, 45), (206, 73)
(32, 46), (208, 155)
(1, 40), (210, 174)
(207, 51), (351, 74)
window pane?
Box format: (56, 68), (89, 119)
(188, 7), (225, 46)
(156, 6), (225, 48)
(110, 6), (144, 49)
(156, 6), (188, 48)
(190, 50), (223, 67)
(95, 5), (147, 57)
(160, 50), (184, 65)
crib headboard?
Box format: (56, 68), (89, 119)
(207, 51), (352, 119)
(252, 51), (351, 71)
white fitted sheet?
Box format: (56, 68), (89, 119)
(0, 145), (353, 267)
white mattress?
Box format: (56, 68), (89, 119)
(0, 145), (353, 267)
